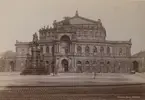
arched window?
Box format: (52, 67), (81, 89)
(85, 61), (89, 65)
(119, 48), (122, 55)
(46, 46), (49, 53)
(77, 61), (82, 65)
(107, 47), (110, 54)
(107, 61), (110, 64)
(40, 46), (43, 53)
(100, 61), (104, 66)
(46, 61), (49, 64)
(93, 46), (97, 53)
(85, 46), (90, 53)
(77, 46), (82, 53)
(100, 46), (104, 53)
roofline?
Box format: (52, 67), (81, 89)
(15, 41), (30, 46)
(57, 15), (99, 25)
(38, 39), (131, 45)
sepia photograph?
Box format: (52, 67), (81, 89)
(0, 0), (145, 100)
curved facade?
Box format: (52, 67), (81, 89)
(15, 11), (134, 73)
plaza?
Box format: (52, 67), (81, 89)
(0, 72), (145, 100)
(0, 72), (145, 87)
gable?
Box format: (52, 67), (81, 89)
(69, 17), (97, 25)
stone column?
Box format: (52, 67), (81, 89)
(43, 45), (46, 54)
(70, 44), (72, 53)
(126, 47), (129, 57)
(29, 48), (32, 55)
(72, 43), (75, 53)
(49, 46), (52, 54)
(57, 43), (59, 53)
(82, 45), (85, 53)
(54, 43), (59, 53)
(56, 58), (59, 73)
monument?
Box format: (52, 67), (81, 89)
(20, 33), (47, 75)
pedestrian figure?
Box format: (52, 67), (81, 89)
(93, 71), (97, 79)
(93, 65), (97, 79)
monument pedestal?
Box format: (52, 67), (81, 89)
(21, 33), (47, 75)
(21, 68), (46, 75)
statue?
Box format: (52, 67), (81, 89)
(98, 19), (102, 28)
(33, 32), (38, 43)
(63, 17), (70, 25)
(46, 25), (49, 31)
(53, 20), (57, 28)
(65, 47), (69, 54)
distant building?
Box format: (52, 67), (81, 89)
(15, 11), (143, 73)
(0, 51), (16, 72)
(132, 51), (145, 72)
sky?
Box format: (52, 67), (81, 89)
(0, 0), (145, 55)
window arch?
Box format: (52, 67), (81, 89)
(119, 48), (123, 55)
(100, 46), (104, 53)
(77, 61), (82, 65)
(85, 61), (89, 65)
(85, 46), (90, 53)
(107, 61), (110, 64)
(77, 46), (82, 53)
(100, 61), (104, 65)
(46, 61), (49, 64)
(93, 46), (97, 53)
(107, 47), (110, 54)
(46, 46), (49, 53)
(40, 46), (43, 53)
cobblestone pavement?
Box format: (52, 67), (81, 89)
(0, 84), (145, 100)
(0, 72), (145, 100)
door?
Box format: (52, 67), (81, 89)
(62, 59), (69, 72)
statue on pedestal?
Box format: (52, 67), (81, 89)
(20, 33), (47, 75)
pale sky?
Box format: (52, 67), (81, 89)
(0, 0), (145, 55)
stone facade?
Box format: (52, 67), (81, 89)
(15, 11), (140, 73)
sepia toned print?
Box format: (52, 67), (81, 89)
(0, 0), (145, 100)
(15, 11), (142, 74)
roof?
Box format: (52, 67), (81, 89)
(0, 51), (16, 59)
(105, 40), (132, 45)
(56, 11), (100, 25)
(132, 50), (145, 57)
(15, 40), (30, 46)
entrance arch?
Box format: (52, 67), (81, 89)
(133, 61), (139, 72)
(77, 61), (83, 73)
(61, 59), (69, 72)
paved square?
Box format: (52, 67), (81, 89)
(0, 72), (145, 86)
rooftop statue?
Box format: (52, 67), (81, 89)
(75, 10), (79, 17)
(63, 17), (70, 25)
(98, 19), (102, 27)
(53, 20), (57, 28)
(33, 32), (38, 43)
